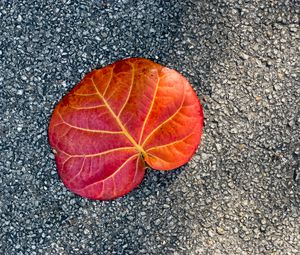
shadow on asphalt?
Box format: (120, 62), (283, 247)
(82, 1), (231, 253)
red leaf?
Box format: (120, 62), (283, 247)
(48, 58), (204, 200)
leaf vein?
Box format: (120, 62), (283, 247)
(74, 92), (98, 96)
(68, 157), (86, 183)
(138, 73), (160, 144)
(147, 152), (185, 164)
(68, 104), (105, 110)
(146, 133), (195, 152)
(117, 63), (135, 117)
(141, 88), (186, 147)
(78, 154), (138, 191)
(103, 66), (115, 96)
(57, 146), (135, 158)
(57, 111), (123, 134)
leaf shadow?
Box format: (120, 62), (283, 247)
(132, 166), (185, 200)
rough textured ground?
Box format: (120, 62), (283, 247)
(0, 1), (299, 254)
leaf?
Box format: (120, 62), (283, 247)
(48, 58), (204, 200)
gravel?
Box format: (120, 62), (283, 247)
(0, 0), (299, 254)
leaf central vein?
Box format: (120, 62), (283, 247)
(91, 76), (145, 155)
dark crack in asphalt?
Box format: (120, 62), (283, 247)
(0, 1), (299, 254)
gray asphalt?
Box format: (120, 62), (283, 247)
(0, 0), (299, 254)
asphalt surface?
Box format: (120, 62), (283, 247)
(0, 0), (299, 254)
